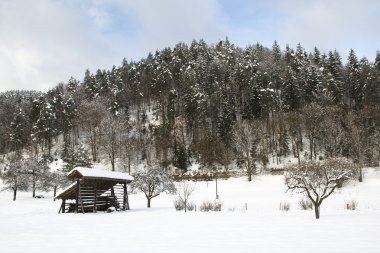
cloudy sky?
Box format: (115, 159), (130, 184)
(0, 0), (379, 92)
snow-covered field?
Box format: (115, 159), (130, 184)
(1, 168), (380, 253)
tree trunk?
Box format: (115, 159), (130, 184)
(248, 172), (252, 182)
(32, 175), (36, 198)
(314, 204), (320, 219)
(147, 198), (151, 208)
(358, 167), (363, 182)
(54, 185), (57, 201)
(13, 188), (17, 201)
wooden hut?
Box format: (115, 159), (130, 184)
(55, 167), (133, 213)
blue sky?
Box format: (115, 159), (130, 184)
(0, 0), (379, 91)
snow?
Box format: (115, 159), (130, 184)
(1, 168), (380, 252)
(67, 167), (134, 181)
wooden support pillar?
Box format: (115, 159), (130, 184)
(123, 183), (127, 211)
(93, 182), (97, 213)
(75, 179), (79, 213)
(62, 199), (66, 213)
(78, 181), (85, 214)
(111, 185), (116, 209)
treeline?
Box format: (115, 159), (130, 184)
(1, 40), (379, 181)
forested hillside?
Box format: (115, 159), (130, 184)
(1, 39), (379, 179)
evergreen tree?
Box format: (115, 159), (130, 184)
(326, 50), (344, 104)
(346, 49), (362, 108)
(31, 100), (57, 155)
(282, 67), (300, 111)
(9, 106), (28, 151)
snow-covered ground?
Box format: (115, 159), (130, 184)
(1, 167), (380, 253)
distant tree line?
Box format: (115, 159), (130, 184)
(0, 39), (379, 183)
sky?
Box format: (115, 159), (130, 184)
(0, 0), (379, 92)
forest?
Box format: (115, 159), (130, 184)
(0, 39), (379, 187)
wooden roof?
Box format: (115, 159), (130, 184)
(55, 167), (133, 200)
(67, 167), (134, 182)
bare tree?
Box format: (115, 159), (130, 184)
(99, 112), (127, 171)
(285, 158), (356, 219)
(347, 112), (369, 182)
(131, 164), (176, 208)
(176, 181), (196, 212)
(302, 103), (324, 160)
(78, 99), (107, 162)
(234, 120), (263, 181)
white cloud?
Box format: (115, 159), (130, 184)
(1, 0), (378, 92)
(0, 0), (123, 92)
(0, 0), (225, 92)
(274, 0), (380, 60)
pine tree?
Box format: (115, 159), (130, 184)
(217, 93), (235, 145)
(9, 106), (28, 151)
(31, 100), (57, 155)
(326, 50), (344, 104)
(346, 49), (362, 108)
(282, 67), (300, 111)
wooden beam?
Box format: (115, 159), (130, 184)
(93, 182), (97, 213)
(79, 181), (85, 214)
(62, 199), (66, 213)
(123, 183), (126, 211)
(75, 179), (79, 213)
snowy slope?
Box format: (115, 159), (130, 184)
(0, 167), (380, 253)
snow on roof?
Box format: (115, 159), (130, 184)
(67, 167), (134, 182)
(55, 182), (76, 199)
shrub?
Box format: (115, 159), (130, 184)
(173, 198), (185, 211)
(199, 201), (222, 212)
(186, 202), (195, 211)
(299, 198), (313, 210)
(345, 199), (358, 210)
(279, 202), (290, 211)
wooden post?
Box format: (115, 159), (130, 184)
(93, 182), (97, 213)
(123, 183), (127, 211)
(62, 199), (66, 213)
(75, 179), (79, 213)
(78, 182), (85, 214)
(111, 185), (116, 209)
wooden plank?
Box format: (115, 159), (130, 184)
(93, 181), (97, 213)
(75, 179), (79, 213)
(79, 181), (85, 214)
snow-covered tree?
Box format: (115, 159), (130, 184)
(234, 120), (264, 181)
(27, 155), (52, 198)
(62, 144), (92, 172)
(346, 49), (362, 108)
(9, 106), (28, 151)
(1, 154), (29, 201)
(131, 164), (176, 208)
(285, 158), (357, 219)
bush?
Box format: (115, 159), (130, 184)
(199, 201), (222, 212)
(186, 202), (195, 211)
(174, 198), (195, 211)
(345, 199), (358, 210)
(299, 198), (313, 210)
(173, 198), (185, 211)
(279, 202), (290, 211)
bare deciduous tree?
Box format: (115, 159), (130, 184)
(1, 154), (29, 201)
(285, 158), (356, 219)
(176, 181), (196, 212)
(99, 112), (127, 171)
(131, 164), (176, 208)
(234, 120), (264, 181)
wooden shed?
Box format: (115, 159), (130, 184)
(55, 167), (134, 213)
